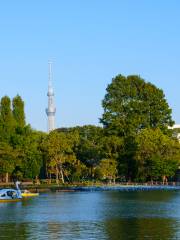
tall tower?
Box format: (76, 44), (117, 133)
(46, 61), (56, 132)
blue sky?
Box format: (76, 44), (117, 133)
(0, 1), (180, 131)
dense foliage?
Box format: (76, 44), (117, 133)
(100, 75), (174, 136)
(0, 75), (179, 184)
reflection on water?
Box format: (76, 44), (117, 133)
(105, 218), (179, 240)
(0, 191), (180, 239)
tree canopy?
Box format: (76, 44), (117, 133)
(0, 74), (179, 184)
(12, 95), (26, 128)
(100, 75), (174, 136)
(135, 128), (180, 182)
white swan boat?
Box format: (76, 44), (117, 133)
(0, 181), (22, 202)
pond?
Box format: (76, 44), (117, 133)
(0, 190), (180, 239)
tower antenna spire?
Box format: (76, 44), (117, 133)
(48, 61), (53, 87)
(46, 61), (56, 132)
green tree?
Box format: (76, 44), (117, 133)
(0, 142), (21, 182)
(0, 96), (15, 141)
(135, 128), (180, 182)
(9, 125), (44, 180)
(98, 135), (123, 181)
(75, 125), (103, 178)
(101, 75), (174, 137)
(96, 159), (117, 182)
(21, 127), (44, 180)
(101, 135), (123, 160)
(12, 95), (26, 128)
(42, 131), (76, 184)
(0, 96), (17, 181)
(0, 95), (45, 182)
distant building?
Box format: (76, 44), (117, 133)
(168, 124), (180, 141)
(46, 62), (56, 132)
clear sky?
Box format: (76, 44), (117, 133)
(0, 1), (180, 132)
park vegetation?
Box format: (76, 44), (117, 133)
(0, 75), (180, 184)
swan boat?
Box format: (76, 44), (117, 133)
(0, 181), (22, 202)
(21, 190), (39, 197)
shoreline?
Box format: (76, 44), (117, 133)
(1, 182), (180, 192)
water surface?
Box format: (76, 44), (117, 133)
(0, 190), (180, 239)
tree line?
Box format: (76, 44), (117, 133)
(0, 75), (180, 184)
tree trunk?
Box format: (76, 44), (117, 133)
(35, 176), (40, 185)
(60, 169), (64, 184)
(5, 172), (8, 183)
(59, 161), (64, 184)
(48, 172), (51, 184)
(90, 166), (94, 178)
(113, 178), (116, 184)
(162, 175), (167, 185)
(56, 165), (59, 184)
